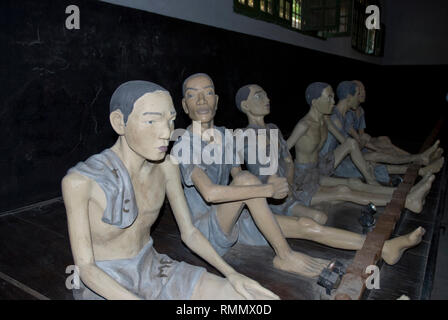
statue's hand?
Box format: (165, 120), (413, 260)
(227, 272), (280, 300)
(360, 133), (371, 147)
(267, 174), (289, 199)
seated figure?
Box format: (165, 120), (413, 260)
(320, 81), (390, 184)
(322, 81), (443, 183)
(62, 80), (279, 300)
(172, 74), (428, 279)
(344, 80), (444, 177)
(287, 82), (436, 214)
(235, 84), (328, 224)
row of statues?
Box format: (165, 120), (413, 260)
(62, 73), (444, 300)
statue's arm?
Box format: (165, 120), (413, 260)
(163, 160), (279, 300)
(286, 120), (308, 150)
(348, 127), (362, 142)
(326, 117), (347, 144)
(230, 166), (242, 179)
(61, 173), (140, 300)
(162, 161), (237, 276)
(190, 166), (274, 203)
(285, 155), (295, 186)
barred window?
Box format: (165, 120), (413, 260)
(233, 0), (384, 48)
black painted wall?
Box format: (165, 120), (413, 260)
(1, 0), (446, 212)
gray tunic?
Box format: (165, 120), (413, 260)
(242, 123), (299, 215)
(345, 107), (366, 132)
(68, 149), (205, 300)
(320, 108), (389, 184)
(173, 126), (268, 257)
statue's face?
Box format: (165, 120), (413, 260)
(349, 86), (361, 110)
(314, 86), (335, 115)
(182, 75), (218, 123)
(244, 85), (270, 116)
(355, 81), (366, 104)
(125, 91), (176, 161)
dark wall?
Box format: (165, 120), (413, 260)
(383, 0), (448, 65)
(1, 0), (446, 212)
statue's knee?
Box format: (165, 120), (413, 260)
(297, 217), (319, 230)
(232, 171), (262, 186)
(378, 136), (391, 144)
(346, 138), (359, 150)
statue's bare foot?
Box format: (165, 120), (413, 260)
(273, 251), (329, 278)
(419, 157), (444, 176)
(430, 148), (444, 163)
(405, 174), (435, 213)
(418, 141), (440, 165)
(382, 227), (426, 265)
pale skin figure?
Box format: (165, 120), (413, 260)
(62, 87), (279, 300)
(238, 84), (328, 224)
(289, 84), (380, 186)
(326, 82), (442, 187)
(180, 75), (426, 278)
(287, 83), (435, 214)
(238, 84), (426, 265)
(347, 80), (444, 176)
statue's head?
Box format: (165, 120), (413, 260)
(305, 82), (334, 115)
(109, 80), (176, 161)
(235, 84), (270, 118)
(181, 73), (218, 123)
(336, 81), (359, 110)
(353, 80), (366, 104)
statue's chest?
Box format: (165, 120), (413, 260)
(133, 171), (166, 214)
(307, 122), (328, 146)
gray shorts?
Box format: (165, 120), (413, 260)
(294, 152), (335, 206)
(268, 196), (297, 216)
(194, 206), (269, 257)
(73, 237), (206, 300)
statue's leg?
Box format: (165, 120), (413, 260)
(216, 171), (329, 278)
(364, 140), (442, 165)
(370, 136), (410, 156)
(274, 215), (425, 265)
(364, 151), (417, 164)
(385, 157), (444, 177)
(309, 174), (434, 214)
(288, 203), (328, 225)
(333, 138), (378, 185)
(320, 176), (394, 195)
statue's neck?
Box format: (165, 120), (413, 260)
(336, 100), (350, 116)
(247, 114), (266, 128)
(309, 105), (325, 123)
(110, 137), (149, 179)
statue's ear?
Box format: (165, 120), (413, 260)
(181, 98), (189, 115)
(241, 100), (249, 114)
(215, 94), (219, 111)
(110, 110), (126, 135)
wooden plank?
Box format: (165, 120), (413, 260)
(0, 215), (74, 300)
(334, 118), (444, 300)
